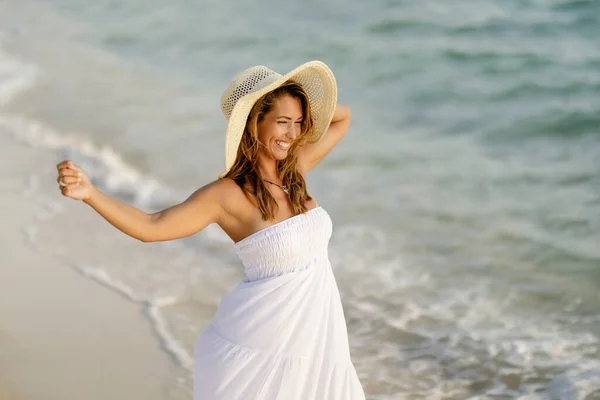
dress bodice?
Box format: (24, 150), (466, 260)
(233, 207), (332, 282)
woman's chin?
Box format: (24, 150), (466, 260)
(271, 148), (289, 160)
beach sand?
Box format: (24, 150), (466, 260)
(0, 131), (175, 399)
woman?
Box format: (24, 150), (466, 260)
(56, 61), (365, 399)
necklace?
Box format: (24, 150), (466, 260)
(263, 179), (289, 194)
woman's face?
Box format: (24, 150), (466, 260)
(257, 94), (303, 161)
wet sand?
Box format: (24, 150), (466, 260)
(0, 131), (175, 400)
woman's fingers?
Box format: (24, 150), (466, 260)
(58, 168), (80, 178)
(57, 169), (80, 186)
(66, 164), (84, 174)
(56, 160), (83, 173)
(60, 183), (78, 196)
(56, 160), (72, 171)
(57, 161), (86, 181)
(56, 160), (86, 174)
(62, 181), (79, 189)
(57, 175), (80, 185)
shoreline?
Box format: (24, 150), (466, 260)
(0, 131), (177, 400)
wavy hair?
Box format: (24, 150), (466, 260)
(222, 80), (314, 221)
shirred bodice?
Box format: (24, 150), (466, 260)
(233, 207), (332, 282)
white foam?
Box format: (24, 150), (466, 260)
(76, 265), (142, 302)
(0, 46), (38, 105)
(146, 303), (194, 369)
(0, 46), (200, 375)
(0, 45), (177, 210)
(75, 265), (194, 369)
(0, 113), (177, 209)
(329, 222), (600, 397)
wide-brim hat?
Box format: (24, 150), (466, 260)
(219, 60), (337, 177)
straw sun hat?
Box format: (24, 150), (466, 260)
(219, 60), (338, 177)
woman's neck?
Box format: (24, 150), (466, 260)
(256, 156), (280, 181)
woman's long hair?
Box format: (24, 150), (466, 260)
(222, 80), (315, 221)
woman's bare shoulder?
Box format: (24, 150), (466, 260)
(182, 177), (243, 217)
(210, 177), (261, 241)
(213, 176), (243, 197)
(213, 177), (253, 214)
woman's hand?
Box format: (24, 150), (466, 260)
(56, 160), (95, 201)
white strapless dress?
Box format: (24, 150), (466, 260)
(193, 206), (365, 399)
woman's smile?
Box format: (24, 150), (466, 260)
(274, 139), (291, 151)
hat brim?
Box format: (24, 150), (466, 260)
(220, 61), (337, 178)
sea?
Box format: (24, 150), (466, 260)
(1, 0), (599, 399)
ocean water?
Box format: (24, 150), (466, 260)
(1, 0), (599, 398)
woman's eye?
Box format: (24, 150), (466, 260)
(278, 121), (287, 125)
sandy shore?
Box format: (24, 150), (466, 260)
(0, 129), (175, 399)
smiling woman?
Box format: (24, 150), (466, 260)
(55, 60), (363, 400)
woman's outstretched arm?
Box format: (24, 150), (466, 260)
(56, 160), (223, 242)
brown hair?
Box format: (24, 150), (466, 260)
(222, 81), (314, 221)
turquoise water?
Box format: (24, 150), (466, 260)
(1, 0), (599, 398)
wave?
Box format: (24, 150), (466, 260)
(495, 110), (600, 140)
(0, 43), (195, 368)
(0, 46), (38, 105)
(75, 265), (194, 369)
(0, 44), (178, 209)
(367, 19), (437, 35)
(330, 222), (600, 398)
(0, 112), (179, 209)
(489, 81), (600, 102)
(552, 0), (600, 13)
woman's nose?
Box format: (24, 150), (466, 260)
(286, 123), (297, 140)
